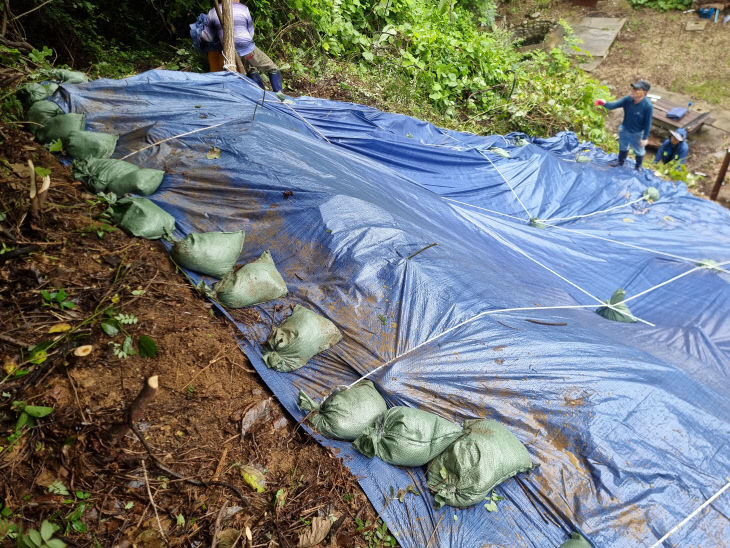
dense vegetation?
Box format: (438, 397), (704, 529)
(6, 0), (616, 145)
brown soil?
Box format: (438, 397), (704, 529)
(0, 127), (378, 546)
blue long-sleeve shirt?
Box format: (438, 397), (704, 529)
(655, 139), (689, 164)
(202, 3), (255, 57)
(604, 95), (653, 139)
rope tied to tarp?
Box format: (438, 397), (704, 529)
(649, 478), (730, 547)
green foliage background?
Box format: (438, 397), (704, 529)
(626, 0), (691, 11)
(12, 0), (612, 145)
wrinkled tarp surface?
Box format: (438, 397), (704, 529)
(55, 71), (730, 547)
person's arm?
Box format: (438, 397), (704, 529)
(244, 6), (254, 39)
(201, 8), (219, 43)
(655, 140), (669, 163)
(641, 101), (653, 141)
(676, 142), (689, 165)
(603, 96), (629, 110)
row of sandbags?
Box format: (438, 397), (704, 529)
(297, 380), (533, 508)
(23, 73), (343, 374)
(298, 382), (592, 544)
(24, 76), (166, 198)
(164, 230), (342, 371)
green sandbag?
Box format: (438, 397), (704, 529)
(214, 250), (287, 308)
(642, 187), (660, 203)
(107, 168), (165, 196)
(66, 130), (118, 160)
(595, 288), (636, 323)
(560, 532), (592, 548)
(297, 380), (387, 441)
(18, 82), (58, 107)
(26, 101), (63, 135)
(35, 113), (85, 145)
(353, 406), (463, 467)
(46, 68), (88, 84)
(110, 197), (176, 240)
(170, 230), (245, 278)
(262, 305), (342, 372)
(427, 419), (533, 509)
(73, 158), (139, 193)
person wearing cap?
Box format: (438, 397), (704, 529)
(654, 128), (689, 165)
(595, 80), (653, 170)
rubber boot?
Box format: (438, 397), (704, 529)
(609, 150), (627, 167)
(634, 154), (644, 170)
(617, 149), (628, 166)
(247, 69), (265, 90)
(268, 70), (283, 93)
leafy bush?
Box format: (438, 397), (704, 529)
(278, 1), (611, 145)
(626, 0), (691, 10)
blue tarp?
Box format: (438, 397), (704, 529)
(55, 71), (730, 547)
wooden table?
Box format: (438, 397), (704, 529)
(651, 98), (714, 135)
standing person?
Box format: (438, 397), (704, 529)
(200, 0), (285, 99)
(595, 80), (653, 170)
(655, 128), (689, 165)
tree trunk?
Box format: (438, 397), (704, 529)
(220, 0), (236, 72)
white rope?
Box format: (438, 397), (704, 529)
(545, 224), (730, 276)
(649, 479), (730, 547)
(442, 197), (526, 222)
(541, 196), (647, 224)
(464, 216), (653, 325)
(619, 260), (730, 305)
(222, 52), (236, 71)
(119, 120), (235, 160)
(477, 149), (532, 220)
(345, 303), (613, 388)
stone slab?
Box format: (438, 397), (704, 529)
(685, 19), (709, 31)
(571, 17), (626, 58)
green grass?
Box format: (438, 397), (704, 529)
(670, 76), (730, 109)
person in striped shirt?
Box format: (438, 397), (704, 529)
(201, 0), (285, 99)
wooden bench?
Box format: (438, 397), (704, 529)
(651, 98), (714, 135)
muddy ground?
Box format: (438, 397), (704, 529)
(0, 127), (380, 547)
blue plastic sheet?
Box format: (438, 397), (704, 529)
(55, 71), (730, 547)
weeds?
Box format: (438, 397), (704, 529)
(40, 289), (76, 310)
(354, 517), (396, 547)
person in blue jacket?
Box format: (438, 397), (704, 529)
(596, 80), (653, 170)
(654, 128), (689, 165)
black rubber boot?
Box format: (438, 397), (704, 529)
(610, 150), (628, 167)
(247, 69), (265, 89)
(268, 70), (283, 93)
(634, 154), (644, 170)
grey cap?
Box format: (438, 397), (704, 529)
(631, 80), (651, 92)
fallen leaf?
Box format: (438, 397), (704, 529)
(207, 146), (221, 160)
(9, 163), (29, 177)
(49, 322), (72, 333)
(622, 218), (634, 223)
(3, 359), (18, 375)
(216, 528), (241, 548)
(239, 465), (266, 493)
(298, 516), (333, 547)
(664, 216), (674, 222)
(241, 397), (272, 436)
